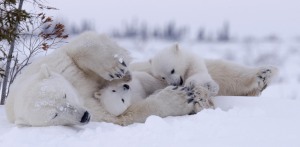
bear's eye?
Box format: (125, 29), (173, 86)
(112, 90), (116, 92)
(121, 98), (125, 103)
(162, 77), (165, 80)
(171, 69), (175, 74)
(63, 94), (67, 99)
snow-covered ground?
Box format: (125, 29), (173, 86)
(1, 40), (300, 147)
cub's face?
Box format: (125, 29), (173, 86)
(150, 44), (187, 86)
(95, 83), (131, 116)
(20, 65), (90, 126)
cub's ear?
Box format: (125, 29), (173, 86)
(94, 91), (101, 99)
(40, 64), (51, 78)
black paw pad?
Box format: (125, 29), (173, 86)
(187, 98), (194, 104)
(109, 74), (114, 78)
(121, 61), (127, 67)
(172, 86), (179, 90)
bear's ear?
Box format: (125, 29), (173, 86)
(40, 64), (51, 78)
(94, 91), (101, 98)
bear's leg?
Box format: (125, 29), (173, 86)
(118, 85), (211, 126)
(246, 66), (278, 96)
(205, 59), (278, 96)
(65, 32), (132, 82)
(71, 51), (131, 82)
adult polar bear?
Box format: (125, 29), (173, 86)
(5, 32), (204, 126)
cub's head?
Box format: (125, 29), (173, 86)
(150, 44), (188, 86)
(94, 83), (131, 116)
(20, 65), (90, 126)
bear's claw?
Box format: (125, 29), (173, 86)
(171, 84), (214, 113)
(106, 55), (131, 81)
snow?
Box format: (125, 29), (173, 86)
(1, 39), (300, 146)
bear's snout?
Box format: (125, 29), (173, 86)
(80, 111), (91, 124)
(123, 84), (130, 90)
(171, 77), (184, 86)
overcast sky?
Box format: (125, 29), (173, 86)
(26, 0), (300, 38)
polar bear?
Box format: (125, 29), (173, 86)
(5, 32), (131, 126)
(5, 65), (90, 126)
(5, 32), (204, 126)
(94, 71), (166, 116)
(129, 44), (278, 97)
(149, 44), (219, 96)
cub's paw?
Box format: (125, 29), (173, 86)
(171, 85), (214, 115)
(185, 85), (214, 114)
(256, 66), (278, 92)
(185, 80), (219, 97)
(201, 81), (219, 97)
(104, 54), (131, 82)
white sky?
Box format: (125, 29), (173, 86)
(26, 0), (300, 38)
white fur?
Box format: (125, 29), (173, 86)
(94, 71), (166, 116)
(130, 56), (278, 97)
(205, 59), (278, 96)
(5, 32), (202, 126)
(5, 65), (88, 126)
(150, 44), (219, 96)
(5, 32), (131, 126)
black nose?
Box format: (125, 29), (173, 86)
(172, 77), (184, 86)
(80, 111), (90, 124)
(179, 76), (184, 85)
(123, 84), (130, 90)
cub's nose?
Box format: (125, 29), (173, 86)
(179, 76), (184, 85)
(123, 84), (130, 90)
(80, 111), (90, 124)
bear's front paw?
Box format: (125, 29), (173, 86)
(201, 81), (219, 97)
(171, 85), (214, 115)
(256, 66), (278, 92)
(104, 54), (131, 82)
(185, 80), (219, 97)
(186, 85), (214, 114)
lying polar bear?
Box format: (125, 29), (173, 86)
(5, 32), (206, 126)
(130, 44), (278, 97)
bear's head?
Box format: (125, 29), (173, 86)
(94, 83), (131, 116)
(150, 44), (188, 86)
(18, 65), (90, 126)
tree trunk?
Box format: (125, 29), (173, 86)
(0, 0), (25, 105)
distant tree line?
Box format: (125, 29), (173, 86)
(111, 21), (188, 41)
(61, 19), (288, 43)
(110, 20), (232, 42)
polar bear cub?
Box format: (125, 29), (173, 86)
(94, 71), (165, 116)
(150, 44), (219, 96)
